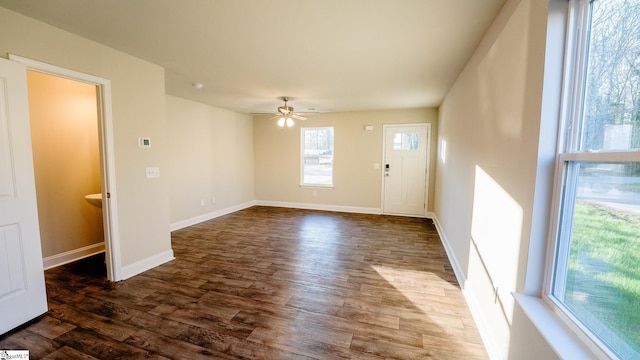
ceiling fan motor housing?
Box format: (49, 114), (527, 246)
(278, 96), (293, 115)
(278, 105), (294, 114)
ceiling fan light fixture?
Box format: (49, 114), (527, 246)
(272, 97), (308, 128)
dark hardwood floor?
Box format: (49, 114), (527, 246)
(0, 206), (488, 359)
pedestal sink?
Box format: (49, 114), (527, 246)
(84, 193), (102, 208)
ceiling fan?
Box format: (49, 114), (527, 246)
(273, 97), (310, 127)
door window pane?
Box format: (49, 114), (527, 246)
(392, 132), (419, 150)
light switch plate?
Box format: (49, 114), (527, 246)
(145, 167), (160, 178)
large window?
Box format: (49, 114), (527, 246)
(546, 1), (640, 359)
(301, 127), (334, 187)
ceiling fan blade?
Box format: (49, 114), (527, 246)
(292, 114), (307, 121)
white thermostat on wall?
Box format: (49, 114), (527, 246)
(138, 137), (151, 148)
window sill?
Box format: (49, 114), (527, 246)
(513, 293), (595, 360)
(299, 184), (334, 189)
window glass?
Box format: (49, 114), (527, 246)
(553, 161), (640, 358)
(392, 132), (419, 150)
(580, 0), (640, 151)
(301, 127), (334, 186)
(549, 1), (640, 358)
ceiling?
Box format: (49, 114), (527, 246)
(0, 0), (506, 114)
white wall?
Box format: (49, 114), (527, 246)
(254, 108), (438, 213)
(434, 0), (563, 358)
(0, 7), (173, 275)
(166, 95), (255, 228)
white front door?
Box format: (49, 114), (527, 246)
(0, 57), (48, 334)
(383, 124), (429, 216)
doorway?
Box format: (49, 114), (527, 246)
(27, 70), (105, 271)
(10, 54), (121, 281)
(382, 124), (430, 216)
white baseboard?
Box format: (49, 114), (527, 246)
(170, 201), (433, 233)
(120, 249), (175, 281)
(255, 200), (382, 215)
(43, 242), (105, 270)
(431, 215), (466, 288)
(462, 284), (501, 360)
(431, 214), (500, 360)
(170, 201), (257, 231)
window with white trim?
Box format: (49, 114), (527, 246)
(546, 1), (640, 359)
(301, 127), (334, 187)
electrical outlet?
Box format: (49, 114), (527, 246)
(211, 196), (216, 204)
(145, 167), (160, 178)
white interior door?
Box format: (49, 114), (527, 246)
(383, 124), (429, 216)
(0, 57), (48, 334)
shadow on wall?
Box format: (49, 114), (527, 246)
(469, 165), (523, 321)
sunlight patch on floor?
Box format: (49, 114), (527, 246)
(371, 264), (464, 327)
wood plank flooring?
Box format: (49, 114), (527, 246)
(0, 206), (488, 359)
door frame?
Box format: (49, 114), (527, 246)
(381, 123), (431, 217)
(9, 54), (122, 281)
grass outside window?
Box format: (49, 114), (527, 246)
(564, 201), (640, 357)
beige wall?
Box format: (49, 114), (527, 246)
(254, 108), (438, 212)
(0, 7), (172, 270)
(435, 0), (560, 358)
(166, 95), (255, 224)
(27, 71), (103, 258)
